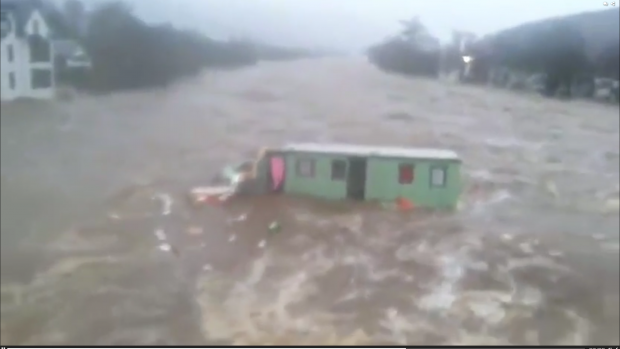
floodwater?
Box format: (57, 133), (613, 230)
(1, 58), (618, 345)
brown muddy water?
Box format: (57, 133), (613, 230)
(1, 58), (619, 345)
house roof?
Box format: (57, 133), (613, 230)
(1, 0), (35, 36)
(282, 143), (460, 161)
(1, 0), (74, 38)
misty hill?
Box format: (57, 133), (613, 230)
(489, 8), (619, 79)
(494, 8), (619, 61)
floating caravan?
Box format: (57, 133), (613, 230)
(194, 143), (462, 210)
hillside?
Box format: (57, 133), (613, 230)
(567, 8), (620, 60)
(482, 7), (619, 81)
(493, 8), (619, 61)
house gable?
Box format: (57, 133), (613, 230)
(25, 9), (50, 38)
(1, 0), (55, 39)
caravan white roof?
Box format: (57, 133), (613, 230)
(282, 143), (460, 160)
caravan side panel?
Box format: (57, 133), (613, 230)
(283, 153), (347, 200)
(365, 157), (461, 209)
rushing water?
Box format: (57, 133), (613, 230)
(1, 58), (618, 345)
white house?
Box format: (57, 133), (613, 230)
(1, 0), (55, 101)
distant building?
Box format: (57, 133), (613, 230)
(1, 0), (91, 101)
(1, 0), (55, 101)
(53, 38), (90, 69)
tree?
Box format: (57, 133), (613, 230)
(367, 17), (441, 77)
(399, 17), (427, 41)
(595, 42), (619, 79)
(62, 0), (86, 38)
(58, 0), (308, 92)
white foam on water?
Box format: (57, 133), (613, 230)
(152, 193), (172, 216)
(154, 229), (167, 241)
(417, 255), (464, 312)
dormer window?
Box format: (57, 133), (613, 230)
(32, 19), (39, 35)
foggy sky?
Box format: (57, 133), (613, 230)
(120, 0), (602, 51)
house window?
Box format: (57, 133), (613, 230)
(398, 163), (415, 184)
(430, 166), (447, 187)
(7, 44), (13, 62)
(331, 159), (347, 181)
(29, 36), (51, 62)
(296, 158), (315, 178)
(31, 69), (52, 89)
(8, 72), (15, 89)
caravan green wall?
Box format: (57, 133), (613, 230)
(365, 157), (461, 208)
(282, 152), (461, 208)
(283, 153), (348, 200)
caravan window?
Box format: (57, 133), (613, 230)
(331, 160), (347, 181)
(296, 158), (315, 178)
(398, 164), (415, 184)
(430, 166), (447, 187)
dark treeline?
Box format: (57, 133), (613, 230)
(367, 39), (439, 78)
(50, 0), (315, 92)
(593, 41), (620, 80)
(488, 18), (600, 97)
(367, 18), (440, 78)
(367, 11), (619, 100)
(82, 1), (256, 91)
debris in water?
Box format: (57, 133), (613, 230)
(158, 243), (171, 252)
(268, 221), (281, 233)
(518, 242), (534, 254)
(154, 229), (167, 241)
(187, 226), (204, 236)
(153, 193), (172, 215)
(202, 264), (213, 271)
(258, 239), (266, 248)
(228, 213), (247, 223)
(547, 249), (564, 257)
(228, 234), (237, 242)
(108, 212), (121, 220)
(501, 233), (514, 241)
(544, 180), (559, 198)
(396, 197), (414, 210)
(190, 186), (236, 206)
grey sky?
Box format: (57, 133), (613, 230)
(124, 0), (601, 51)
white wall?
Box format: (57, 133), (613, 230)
(25, 10), (51, 38)
(24, 10), (55, 99)
(1, 13), (22, 101)
(1, 9), (55, 101)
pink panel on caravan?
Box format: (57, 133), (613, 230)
(270, 157), (285, 190)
